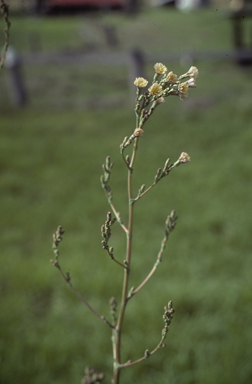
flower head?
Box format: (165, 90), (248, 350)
(154, 63), (167, 75)
(166, 71), (178, 83)
(178, 82), (189, 100)
(148, 83), (163, 97)
(187, 66), (198, 78)
(134, 77), (148, 88)
(134, 128), (144, 137)
(179, 152), (191, 164)
(178, 82), (189, 93)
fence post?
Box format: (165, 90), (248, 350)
(229, 7), (252, 66)
(128, 48), (145, 106)
(3, 46), (27, 107)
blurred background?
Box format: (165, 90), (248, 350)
(1, 0), (252, 383)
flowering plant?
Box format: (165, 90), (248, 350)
(51, 62), (198, 384)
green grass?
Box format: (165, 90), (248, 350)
(1, 7), (252, 384)
(2, 8), (232, 53)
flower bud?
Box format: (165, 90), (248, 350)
(179, 152), (191, 164)
(166, 71), (178, 83)
(156, 97), (165, 105)
(187, 78), (196, 88)
(134, 128), (144, 137)
(187, 66), (198, 78)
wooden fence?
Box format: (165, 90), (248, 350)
(3, 47), (252, 107)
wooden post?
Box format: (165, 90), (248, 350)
(3, 46), (27, 107)
(102, 25), (118, 48)
(34, 0), (45, 14)
(124, 0), (140, 14)
(232, 16), (243, 50)
(230, 7), (252, 66)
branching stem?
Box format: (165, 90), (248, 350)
(110, 256), (129, 270)
(132, 161), (178, 204)
(105, 192), (128, 234)
(128, 210), (177, 299)
(128, 239), (166, 299)
(119, 339), (165, 369)
(51, 261), (115, 330)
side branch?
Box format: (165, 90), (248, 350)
(131, 158), (174, 204)
(101, 156), (128, 234)
(105, 192), (128, 234)
(128, 210), (178, 299)
(120, 134), (136, 172)
(51, 226), (115, 330)
(119, 301), (175, 369)
(131, 153), (191, 205)
(101, 212), (129, 270)
(120, 130), (143, 173)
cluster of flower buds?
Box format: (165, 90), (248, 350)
(161, 301), (175, 343)
(109, 297), (118, 326)
(50, 225), (65, 269)
(82, 366), (105, 384)
(52, 225), (65, 258)
(165, 210), (178, 235)
(133, 63), (198, 134)
(100, 156), (113, 203)
(101, 212), (116, 258)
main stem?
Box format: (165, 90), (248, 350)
(112, 137), (139, 384)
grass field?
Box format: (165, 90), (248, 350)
(1, 6), (252, 384)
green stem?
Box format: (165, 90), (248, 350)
(106, 196), (128, 234)
(112, 137), (139, 384)
(119, 338), (165, 369)
(52, 263), (115, 329)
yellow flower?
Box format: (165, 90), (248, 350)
(166, 71), (178, 83)
(178, 82), (189, 100)
(178, 82), (189, 93)
(134, 77), (148, 88)
(154, 63), (167, 75)
(187, 66), (198, 78)
(179, 152), (190, 163)
(148, 83), (163, 97)
(134, 128), (144, 137)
